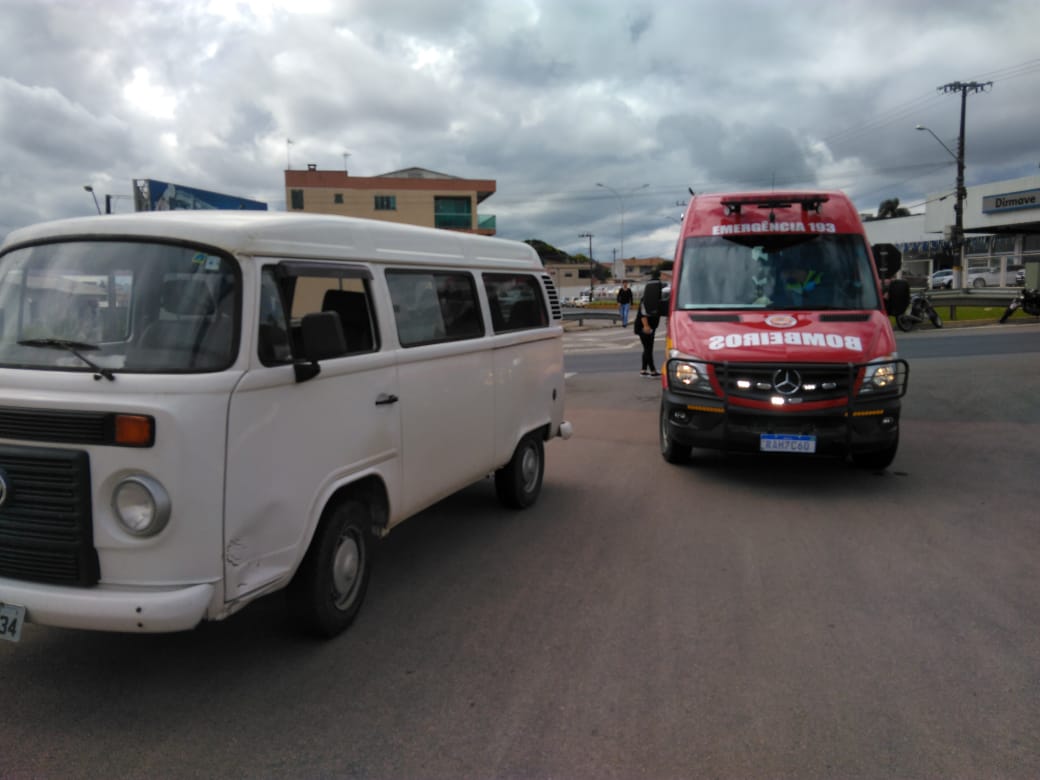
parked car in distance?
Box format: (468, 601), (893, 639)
(930, 269), (954, 289)
(1015, 267), (1025, 286)
(899, 271), (929, 288)
(964, 264), (1023, 287)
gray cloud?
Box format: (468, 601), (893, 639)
(1, 0), (1038, 259)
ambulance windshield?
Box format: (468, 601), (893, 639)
(674, 234), (881, 311)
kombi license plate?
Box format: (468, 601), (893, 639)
(760, 434), (816, 454)
(0, 603), (25, 643)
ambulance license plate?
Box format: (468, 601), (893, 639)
(0, 603), (26, 643)
(760, 434), (816, 454)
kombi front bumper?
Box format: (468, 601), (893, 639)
(0, 578), (214, 634)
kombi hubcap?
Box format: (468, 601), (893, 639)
(520, 444), (539, 493)
(332, 531), (362, 609)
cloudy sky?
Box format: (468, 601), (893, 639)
(2, 0), (1038, 260)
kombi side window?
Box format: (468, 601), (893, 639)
(386, 269), (483, 346)
(483, 273), (548, 332)
(258, 264), (377, 365)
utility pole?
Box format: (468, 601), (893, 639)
(579, 232), (594, 297)
(938, 80), (992, 287)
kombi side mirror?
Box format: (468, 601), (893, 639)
(293, 310), (348, 382)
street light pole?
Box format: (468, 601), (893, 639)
(917, 80), (991, 289)
(579, 232), (594, 297)
(596, 182), (649, 280)
(83, 185), (102, 215)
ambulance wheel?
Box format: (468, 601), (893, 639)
(660, 404), (691, 464)
(288, 498), (372, 637)
(495, 434), (544, 509)
(851, 436), (898, 470)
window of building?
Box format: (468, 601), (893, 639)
(1023, 234), (1040, 252)
(991, 235), (1016, 253)
(334, 193), (344, 204)
(434, 196), (472, 229)
(290, 189), (304, 210)
(483, 273), (548, 333)
(386, 270), (483, 346)
(374, 195), (396, 211)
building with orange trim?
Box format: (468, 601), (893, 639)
(284, 165), (497, 235)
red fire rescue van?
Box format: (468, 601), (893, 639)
(659, 191), (909, 469)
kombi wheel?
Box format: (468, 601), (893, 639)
(495, 434), (544, 509)
(660, 403), (691, 464)
(288, 498), (372, 637)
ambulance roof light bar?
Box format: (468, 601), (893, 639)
(721, 193), (830, 216)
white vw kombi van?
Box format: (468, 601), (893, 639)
(0, 211), (571, 641)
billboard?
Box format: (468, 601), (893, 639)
(133, 179), (267, 212)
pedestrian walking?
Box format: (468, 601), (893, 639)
(616, 280), (633, 327)
(635, 275), (663, 377)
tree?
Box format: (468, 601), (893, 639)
(875, 198), (911, 219)
(524, 239), (571, 265)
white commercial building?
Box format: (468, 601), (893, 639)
(864, 173), (1040, 288)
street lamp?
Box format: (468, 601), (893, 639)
(579, 232), (594, 297)
(83, 185), (102, 215)
(596, 182), (649, 279)
(916, 124), (964, 287)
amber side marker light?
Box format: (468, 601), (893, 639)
(114, 415), (155, 447)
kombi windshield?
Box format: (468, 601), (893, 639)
(674, 234), (881, 311)
(0, 240), (238, 374)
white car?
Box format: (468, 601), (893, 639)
(965, 265), (1024, 287)
(930, 269), (953, 289)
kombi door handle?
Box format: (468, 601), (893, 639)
(375, 393), (399, 406)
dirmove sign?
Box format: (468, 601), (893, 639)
(982, 188), (1040, 214)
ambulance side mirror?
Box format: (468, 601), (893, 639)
(872, 243), (902, 280)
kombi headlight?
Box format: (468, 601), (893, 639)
(668, 359), (713, 393)
(112, 475), (171, 537)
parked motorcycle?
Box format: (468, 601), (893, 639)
(998, 287), (1040, 323)
(896, 290), (943, 332)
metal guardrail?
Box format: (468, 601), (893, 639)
(918, 287), (1019, 309)
(561, 308), (621, 325)
(562, 288), (1023, 324)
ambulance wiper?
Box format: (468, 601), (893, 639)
(17, 338), (116, 381)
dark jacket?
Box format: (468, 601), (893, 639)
(616, 287), (633, 305)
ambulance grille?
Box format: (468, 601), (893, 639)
(0, 444), (99, 586)
(713, 363), (855, 403)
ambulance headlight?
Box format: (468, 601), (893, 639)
(860, 362), (899, 394)
(112, 475), (171, 537)
(668, 360), (712, 393)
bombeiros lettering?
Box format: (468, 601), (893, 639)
(707, 331), (863, 352)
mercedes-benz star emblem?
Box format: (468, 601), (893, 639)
(772, 369), (802, 395)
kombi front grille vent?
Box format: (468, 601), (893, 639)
(541, 274), (563, 320)
(713, 363), (854, 403)
(0, 406), (108, 445)
(0, 444), (99, 586)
